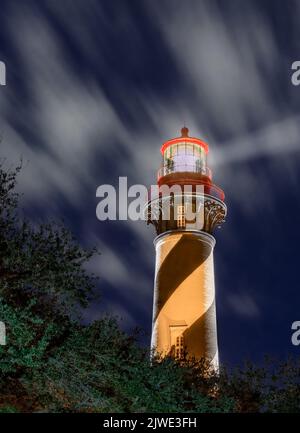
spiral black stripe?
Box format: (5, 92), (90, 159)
(154, 233), (212, 321)
(182, 300), (218, 362)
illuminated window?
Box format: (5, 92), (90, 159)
(175, 335), (185, 360)
(177, 205), (186, 228)
(177, 216), (185, 228)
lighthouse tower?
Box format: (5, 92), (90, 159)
(146, 127), (226, 369)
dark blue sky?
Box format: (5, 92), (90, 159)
(0, 0), (300, 366)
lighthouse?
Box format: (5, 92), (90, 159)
(146, 127), (226, 369)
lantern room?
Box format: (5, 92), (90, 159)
(157, 127), (225, 201)
(158, 127), (210, 179)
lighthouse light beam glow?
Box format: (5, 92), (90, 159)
(146, 127), (226, 369)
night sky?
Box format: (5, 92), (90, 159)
(0, 0), (300, 367)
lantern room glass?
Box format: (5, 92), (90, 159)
(163, 142), (207, 174)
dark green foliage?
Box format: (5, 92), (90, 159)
(25, 319), (234, 413)
(0, 299), (61, 374)
(0, 161), (98, 407)
(0, 161), (299, 413)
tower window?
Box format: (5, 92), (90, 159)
(177, 215), (185, 228)
(177, 205), (186, 228)
(175, 335), (185, 360)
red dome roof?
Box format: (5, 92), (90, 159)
(160, 127), (209, 155)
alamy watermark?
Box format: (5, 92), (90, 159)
(96, 177), (205, 224)
(0, 321), (6, 345)
(0, 61), (6, 86)
(291, 321), (300, 346)
(291, 61), (300, 86)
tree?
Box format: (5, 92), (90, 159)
(0, 161), (98, 409)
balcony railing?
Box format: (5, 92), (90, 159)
(157, 163), (212, 181)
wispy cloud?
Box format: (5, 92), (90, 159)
(227, 293), (260, 318)
(0, 0), (299, 334)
